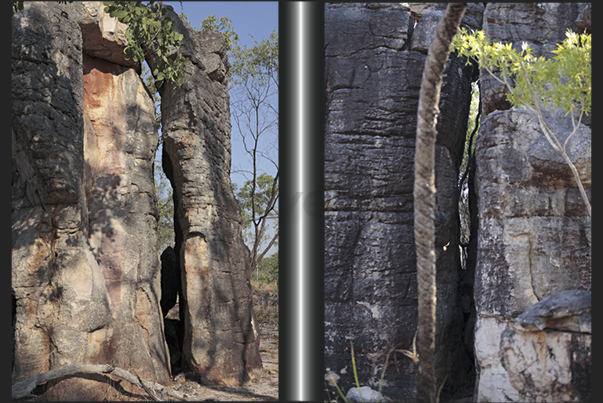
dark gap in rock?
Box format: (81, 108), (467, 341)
(158, 139), (183, 376)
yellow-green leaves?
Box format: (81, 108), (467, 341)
(452, 27), (591, 117)
(452, 27), (592, 216)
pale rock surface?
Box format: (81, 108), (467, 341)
(473, 107), (591, 401)
(63, 1), (139, 70)
(500, 290), (591, 402)
(12, 2), (169, 399)
(346, 386), (384, 403)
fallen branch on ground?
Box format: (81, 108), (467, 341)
(12, 364), (193, 401)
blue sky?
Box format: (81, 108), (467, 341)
(161, 1), (279, 189)
(165, 2), (278, 50)
(156, 2), (279, 255)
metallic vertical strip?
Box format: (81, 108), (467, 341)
(279, 2), (324, 401)
(297, 3), (306, 399)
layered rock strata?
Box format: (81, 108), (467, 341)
(12, 1), (171, 399)
(158, 7), (262, 386)
(324, 3), (480, 401)
(472, 4), (591, 401)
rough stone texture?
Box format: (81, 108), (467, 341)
(159, 7), (262, 386)
(480, 3), (589, 115)
(346, 386), (384, 403)
(12, 2), (170, 399)
(410, 3), (484, 54)
(63, 1), (139, 71)
(500, 290), (591, 402)
(473, 109), (591, 400)
(324, 4), (478, 401)
(513, 289), (591, 334)
(472, 6), (592, 400)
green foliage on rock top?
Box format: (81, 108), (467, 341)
(103, 1), (189, 88)
(200, 14), (239, 51)
(452, 27), (592, 216)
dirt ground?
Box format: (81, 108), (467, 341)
(170, 283), (279, 401)
(170, 322), (278, 401)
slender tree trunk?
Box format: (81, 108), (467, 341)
(414, 3), (467, 402)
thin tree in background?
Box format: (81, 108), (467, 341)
(226, 29), (279, 279)
(414, 3), (467, 402)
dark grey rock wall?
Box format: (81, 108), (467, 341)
(324, 4), (479, 401)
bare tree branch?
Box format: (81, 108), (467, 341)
(12, 364), (193, 401)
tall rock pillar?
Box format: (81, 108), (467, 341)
(12, 2), (170, 399)
(158, 8), (262, 386)
(473, 3), (591, 401)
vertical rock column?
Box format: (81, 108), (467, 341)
(12, 5), (111, 397)
(158, 9), (262, 386)
(473, 3), (591, 401)
(83, 49), (170, 385)
(12, 2), (170, 399)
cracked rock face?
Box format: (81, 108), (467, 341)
(500, 290), (591, 402)
(473, 108), (591, 402)
(324, 3), (477, 401)
(473, 5), (591, 400)
(159, 6), (262, 386)
(12, 2), (169, 399)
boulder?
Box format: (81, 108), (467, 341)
(325, 4), (476, 401)
(500, 290), (591, 402)
(158, 6), (262, 386)
(346, 386), (384, 403)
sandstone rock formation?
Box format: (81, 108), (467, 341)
(158, 6), (262, 386)
(326, 3), (590, 402)
(12, 1), (257, 398)
(12, 2), (170, 399)
(501, 290), (591, 402)
(472, 4), (591, 401)
(324, 4), (480, 401)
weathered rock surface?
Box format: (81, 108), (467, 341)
(473, 104), (591, 401)
(63, 1), (139, 71)
(346, 386), (384, 403)
(12, 2), (169, 399)
(324, 4), (478, 401)
(471, 6), (592, 400)
(500, 290), (591, 402)
(159, 6), (262, 386)
(410, 3), (484, 54)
